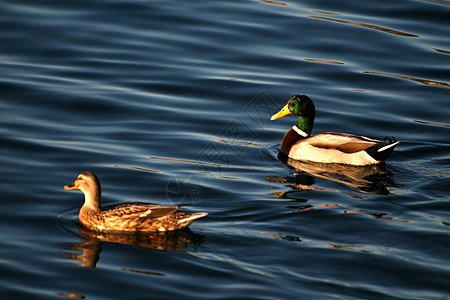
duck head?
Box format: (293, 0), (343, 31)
(270, 95), (315, 135)
(64, 171), (102, 210)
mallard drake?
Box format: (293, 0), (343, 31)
(64, 171), (207, 232)
(270, 95), (399, 165)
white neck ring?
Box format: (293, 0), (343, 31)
(292, 125), (309, 137)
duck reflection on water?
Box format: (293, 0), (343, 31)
(60, 227), (205, 269)
(269, 153), (396, 196)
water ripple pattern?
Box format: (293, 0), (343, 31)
(1, 0), (449, 299)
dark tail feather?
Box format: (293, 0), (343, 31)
(366, 139), (400, 162)
(383, 136), (397, 144)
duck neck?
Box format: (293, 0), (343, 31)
(82, 187), (102, 212)
(295, 115), (313, 136)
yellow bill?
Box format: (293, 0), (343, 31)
(270, 104), (291, 121)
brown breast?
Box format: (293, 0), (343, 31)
(280, 128), (304, 155)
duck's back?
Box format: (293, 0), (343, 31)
(285, 133), (394, 165)
(80, 204), (206, 232)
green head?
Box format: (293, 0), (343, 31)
(270, 95), (315, 135)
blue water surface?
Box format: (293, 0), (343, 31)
(1, 0), (449, 299)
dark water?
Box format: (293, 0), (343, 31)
(1, 0), (449, 299)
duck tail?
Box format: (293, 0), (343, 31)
(365, 138), (400, 162)
(180, 212), (208, 224)
(377, 140), (400, 153)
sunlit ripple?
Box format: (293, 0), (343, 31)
(304, 58), (345, 65)
(1, 0), (449, 298)
(310, 15), (419, 37)
(413, 120), (450, 128)
(364, 71), (450, 88)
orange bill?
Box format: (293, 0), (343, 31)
(64, 181), (79, 190)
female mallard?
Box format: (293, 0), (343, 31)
(64, 171), (207, 232)
(270, 95), (399, 165)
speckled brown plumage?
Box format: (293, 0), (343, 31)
(64, 171), (207, 233)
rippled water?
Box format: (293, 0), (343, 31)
(1, 0), (449, 299)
